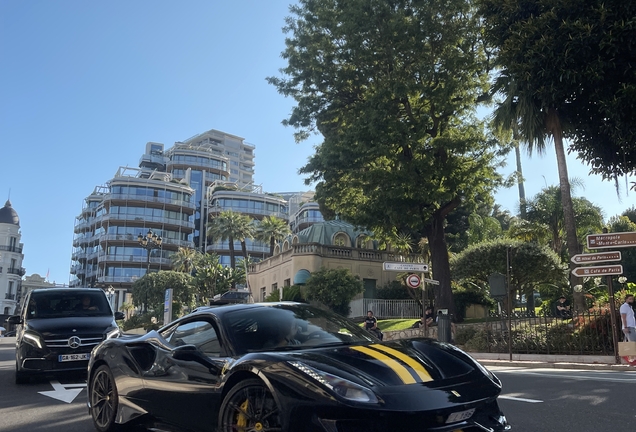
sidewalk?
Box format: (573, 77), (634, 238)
(469, 352), (634, 371)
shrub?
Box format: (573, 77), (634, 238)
(455, 327), (479, 345)
(376, 281), (412, 300)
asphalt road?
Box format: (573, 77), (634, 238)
(1, 336), (635, 432)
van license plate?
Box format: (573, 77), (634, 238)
(59, 353), (90, 362)
(446, 408), (475, 423)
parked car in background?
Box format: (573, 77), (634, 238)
(208, 289), (252, 306)
(9, 288), (125, 384)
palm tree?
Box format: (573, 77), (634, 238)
(207, 210), (253, 268)
(170, 247), (201, 274)
(492, 73), (584, 309)
(256, 216), (291, 255)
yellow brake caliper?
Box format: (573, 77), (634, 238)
(236, 399), (249, 428)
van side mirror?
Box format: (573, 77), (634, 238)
(7, 315), (22, 325)
(114, 312), (125, 321)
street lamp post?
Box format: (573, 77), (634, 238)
(137, 229), (162, 313)
(137, 229), (163, 273)
(106, 285), (115, 311)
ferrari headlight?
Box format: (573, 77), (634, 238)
(289, 361), (378, 404)
(23, 332), (44, 349)
(105, 327), (121, 340)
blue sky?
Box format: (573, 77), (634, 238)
(0, 1), (632, 285)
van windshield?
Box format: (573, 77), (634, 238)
(27, 291), (112, 319)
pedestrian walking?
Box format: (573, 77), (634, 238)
(620, 294), (636, 342)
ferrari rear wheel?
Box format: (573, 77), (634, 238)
(90, 365), (122, 432)
(218, 378), (282, 432)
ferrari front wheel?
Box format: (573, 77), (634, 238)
(218, 378), (282, 432)
(90, 365), (122, 432)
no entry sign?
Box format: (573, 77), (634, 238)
(406, 274), (421, 288)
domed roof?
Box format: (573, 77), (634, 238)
(295, 220), (371, 246)
(0, 200), (20, 226)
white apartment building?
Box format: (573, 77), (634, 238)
(0, 200), (25, 316)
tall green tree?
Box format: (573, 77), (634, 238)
(256, 216), (291, 255)
(207, 210), (254, 268)
(171, 247), (201, 274)
(304, 268), (364, 316)
(192, 253), (245, 305)
(268, 0), (500, 315)
(481, 0), (636, 304)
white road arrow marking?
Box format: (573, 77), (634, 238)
(499, 395), (543, 403)
(38, 380), (86, 403)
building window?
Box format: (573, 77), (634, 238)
(8, 281), (14, 295)
(10, 258), (16, 269)
(3, 307), (8, 315)
(272, 283), (278, 295)
(284, 279), (291, 287)
(261, 287), (266, 301)
(9, 237), (17, 248)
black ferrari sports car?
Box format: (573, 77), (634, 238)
(87, 303), (510, 432)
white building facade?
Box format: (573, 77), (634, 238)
(0, 200), (25, 316)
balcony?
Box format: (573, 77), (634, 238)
(206, 242), (270, 254)
(99, 234), (193, 249)
(74, 220), (92, 231)
(97, 254), (172, 266)
(209, 205), (287, 220)
(5, 293), (15, 300)
(98, 276), (138, 284)
(167, 158), (229, 173)
(106, 193), (196, 210)
(7, 267), (26, 276)
(0, 245), (23, 253)
(99, 214), (195, 230)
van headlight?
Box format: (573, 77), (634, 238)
(289, 361), (378, 404)
(23, 332), (44, 349)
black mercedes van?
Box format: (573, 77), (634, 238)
(8, 288), (125, 384)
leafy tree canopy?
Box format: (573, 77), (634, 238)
(304, 268), (364, 316)
(269, 0), (503, 313)
(480, 0), (636, 179)
(131, 271), (195, 321)
(451, 239), (567, 296)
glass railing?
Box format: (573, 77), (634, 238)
(168, 157), (228, 172)
(97, 254), (172, 266)
(106, 193), (195, 209)
(99, 214), (195, 229)
(98, 276), (139, 284)
(0, 245), (23, 253)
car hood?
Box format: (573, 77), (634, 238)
(26, 316), (116, 337)
(265, 339), (500, 410)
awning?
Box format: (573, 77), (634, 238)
(293, 269), (311, 285)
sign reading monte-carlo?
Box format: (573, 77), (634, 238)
(587, 232), (636, 249)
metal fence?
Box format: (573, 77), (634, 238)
(455, 308), (618, 356)
(349, 298), (421, 319)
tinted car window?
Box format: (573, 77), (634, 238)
(223, 304), (376, 355)
(27, 291), (111, 319)
(165, 320), (221, 357)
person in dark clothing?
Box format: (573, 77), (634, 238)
(555, 296), (571, 319)
(411, 307), (434, 329)
(364, 310), (383, 340)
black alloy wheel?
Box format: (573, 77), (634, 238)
(90, 365), (121, 432)
(218, 378), (282, 432)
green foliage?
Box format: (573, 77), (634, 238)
(207, 210), (254, 268)
(269, 0), (503, 314)
(452, 285), (496, 322)
(480, 0), (636, 180)
(455, 326), (480, 346)
(451, 239), (566, 298)
(607, 216), (636, 282)
(281, 286), (304, 302)
(192, 253), (244, 305)
(467, 213), (503, 246)
(171, 247), (201, 274)
(376, 281), (412, 300)
(121, 313), (158, 332)
(256, 216), (291, 255)
(264, 289), (280, 302)
(304, 268), (364, 316)
(130, 271), (195, 321)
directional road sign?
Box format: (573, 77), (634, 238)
(406, 274), (421, 288)
(571, 265), (623, 277)
(571, 251), (622, 264)
(422, 278), (440, 285)
(587, 232), (636, 249)
(383, 262), (429, 272)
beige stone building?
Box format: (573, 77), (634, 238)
(248, 220), (423, 302)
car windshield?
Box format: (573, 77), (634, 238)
(223, 304), (376, 355)
(27, 291), (112, 319)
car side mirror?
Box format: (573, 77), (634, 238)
(172, 344), (220, 373)
(7, 315), (22, 325)
(114, 312), (125, 321)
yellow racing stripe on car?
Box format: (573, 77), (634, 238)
(369, 344), (434, 382)
(350, 346), (416, 384)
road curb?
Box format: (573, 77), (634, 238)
(474, 359), (634, 371)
